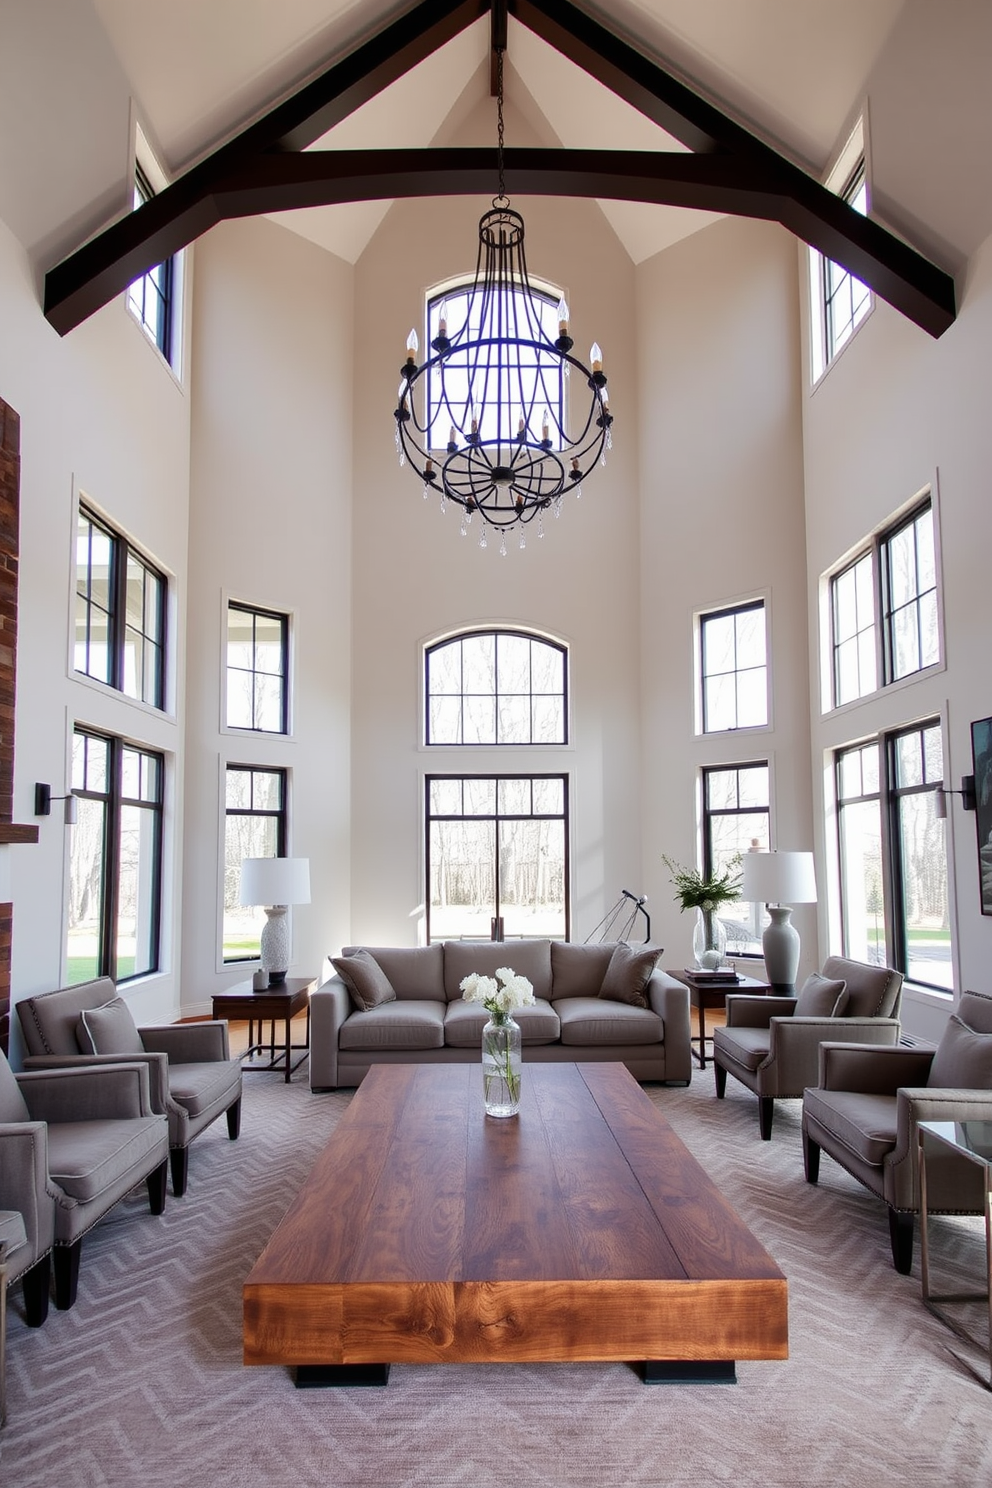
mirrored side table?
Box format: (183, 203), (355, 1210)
(918, 1119), (992, 1389)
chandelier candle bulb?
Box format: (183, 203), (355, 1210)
(557, 297), (569, 333)
(590, 342), (603, 371)
(406, 328), (419, 361)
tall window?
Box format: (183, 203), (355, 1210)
(67, 729), (163, 985)
(226, 603), (289, 733)
(223, 766), (287, 961)
(425, 285), (563, 451)
(426, 775), (568, 942)
(128, 163), (175, 362)
(809, 126), (871, 381)
(828, 498), (939, 708)
(699, 601), (767, 733)
(75, 505), (166, 709)
(426, 631), (567, 745)
(702, 762), (770, 955)
(835, 720), (950, 991)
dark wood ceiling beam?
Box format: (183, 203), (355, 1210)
(42, 0), (956, 339)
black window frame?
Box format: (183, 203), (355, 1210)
(425, 629), (568, 746)
(222, 764), (288, 964)
(835, 718), (950, 992)
(701, 761), (770, 957)
(75, 503), (167, 710)
(828, 497), (939, 709)
(68, 726), (164, 985)
(225, 601), (290, 735)
(699, 599), (768, 735)
(129, 164), (175, 362)
(425, 772), (570, 943)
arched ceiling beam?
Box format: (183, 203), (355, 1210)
(43, 0), (956, 339)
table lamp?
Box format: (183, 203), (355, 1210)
(239, 857), (311, 986)
(740, 850), (817, 995)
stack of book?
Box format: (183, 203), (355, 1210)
(682, 967), (740, 983)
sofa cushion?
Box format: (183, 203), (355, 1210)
(802, 1089), (897, 1166)
(18, 977), (120, 1056)
(341, 945), (444, 1001)
(332, 950), (397, 1013)
(794, 974), (848, 1018)
(338, 1000), (446, 1052)
(712, 1026), (771, 1072)
(77, 997), (145, 1056)
(442, 940), (552, 1002)
(550, 941), (616, 999)
(598, 942), (660, 1008)
(554, 997), (662, 1047)
(443, 998), (560, 1048)
(46, 1117), (167, 1203)
(167, 1062), (243, 1117)
(928, 1015), (992, 1088)
(0, 1054), (30, 1124)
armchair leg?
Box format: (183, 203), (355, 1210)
(714, 1063), (727, 1099)
(170, 1146), (189, 1199)
(888, 1208), (915, 1275)
(54, 1242), (81, 1311)
(802, 1129), (821, 1185)
(758, 1097), (774, 1141)
(147, 1159), (168, 1215)
(21, 1254), (51, 1327)
(226, 1097), (242, 1141)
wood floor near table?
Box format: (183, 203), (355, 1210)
(244, 1062), (788, 1371)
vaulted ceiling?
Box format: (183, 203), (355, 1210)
(46, 0), (958, 340)
(90, 0), (906, 267)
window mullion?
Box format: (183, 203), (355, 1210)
(104, 736), (124, 981)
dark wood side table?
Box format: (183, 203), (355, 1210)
(212, 976), (315, 1083)
(665, 969), (771, 1071)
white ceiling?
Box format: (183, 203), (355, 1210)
(90, 0), (908, 266)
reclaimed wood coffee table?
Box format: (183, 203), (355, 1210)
(243, 1062), (787, 1386)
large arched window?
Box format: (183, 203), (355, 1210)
(425, 629), (568, 746)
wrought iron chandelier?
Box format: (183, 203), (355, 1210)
(393, 49), (613, 553)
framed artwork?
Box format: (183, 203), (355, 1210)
(972, 716), (992, 915)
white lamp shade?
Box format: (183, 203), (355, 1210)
(741, 850), (817, 905)
(239, 856), (311, 907)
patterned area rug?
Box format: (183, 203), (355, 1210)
(2, 1063), (990, 1487)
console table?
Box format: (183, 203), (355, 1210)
(212, 976), (315, 1083)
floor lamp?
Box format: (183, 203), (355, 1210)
(741, 850), (817, 995)
(239, 857), (311, 986)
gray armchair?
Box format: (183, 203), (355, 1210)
(18, 978), (242, 1197)
(803, 989), (992, 1273)
(713, 956), (903, 1139)
(0, 1050), (168, 1313)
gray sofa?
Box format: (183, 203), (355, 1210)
(310, 939), (692, 1091)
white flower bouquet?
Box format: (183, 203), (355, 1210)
(460, 966), (535, 1025)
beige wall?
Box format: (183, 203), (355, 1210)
(349, 181), (643, 945)
(636, 216), (812, 969)
(182, 217), (354, 1009)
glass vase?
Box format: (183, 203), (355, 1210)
(693, 907), (727, 970)
(482, 1014), (522, 1117)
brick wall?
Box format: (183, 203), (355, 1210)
(0, 398), (20, 1056)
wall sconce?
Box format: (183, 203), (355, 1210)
(34, 783), (78, 824)
(935, 775), (977, 819)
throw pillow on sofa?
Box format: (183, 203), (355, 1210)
(927, 1014), (992, 1088)
(77, 996), (145, 1055)
(793, 973), (847, 1018)
(332, 950), (397, 1012)
(598, 943), (661, 1008)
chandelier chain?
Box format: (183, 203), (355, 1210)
(495, 47), (506, 206)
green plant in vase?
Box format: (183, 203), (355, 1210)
(662, 854), (742, 969)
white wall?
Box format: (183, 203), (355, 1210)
(349, 158), (642, 946)
(636, 216), (812, 970)
(182, 216), (354, 1010)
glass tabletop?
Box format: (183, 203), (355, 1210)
(919, 1119), (992, 1165)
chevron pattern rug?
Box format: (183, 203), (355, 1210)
(2, 1064), (990, 1487)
